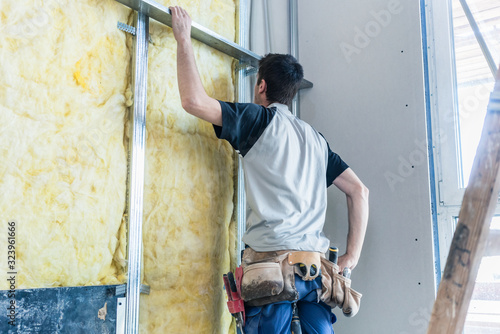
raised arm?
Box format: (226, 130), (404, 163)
(332, 168), (369, 271)
(170, 6), (222, 126)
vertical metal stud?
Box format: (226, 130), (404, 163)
(263, 0), (272, 53)
(125, 11), (149, 334)
(289, 0), (300, 118)
(236, 0), (250, 266)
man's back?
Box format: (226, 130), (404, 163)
(213, 100), (349, 252)
(242, 102), (331, 252)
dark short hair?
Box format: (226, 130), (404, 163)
(257, 54), (304, 105)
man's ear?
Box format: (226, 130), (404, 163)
(258, 79), (267, 94)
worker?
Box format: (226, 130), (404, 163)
(170, 6), (369, 334)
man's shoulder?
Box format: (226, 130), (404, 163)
(215, 101), (278, 156)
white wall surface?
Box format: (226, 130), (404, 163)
(249, 1), (437, 333)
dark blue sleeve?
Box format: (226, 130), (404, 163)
(213, 101), (276, 156)
(324, 138), (349, 187)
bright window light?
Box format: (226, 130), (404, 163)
(451, 0), (500, 187)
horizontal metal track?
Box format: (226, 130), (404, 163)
(115, 0), (313, 89)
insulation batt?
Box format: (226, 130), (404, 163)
(0, 0), (130, 289)
(139, 1), (237, 333)
(0, 0), (237, 333)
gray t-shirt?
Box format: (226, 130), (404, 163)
(214, 101), (348, 252)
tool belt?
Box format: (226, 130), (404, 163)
(240, 248), (321, 307)
(240, 248), (362, 317)
(320, 257), (362, 317)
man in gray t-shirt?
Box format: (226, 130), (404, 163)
(171, 6), (369, 333)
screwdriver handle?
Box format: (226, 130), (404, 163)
(328, 247), (338, 264)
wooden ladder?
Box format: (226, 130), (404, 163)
(427, 67), (500, 333)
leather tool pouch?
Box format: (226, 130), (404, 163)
(319, 257), (362, 317)
(240, 248), (299, 307)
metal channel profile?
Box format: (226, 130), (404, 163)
(116, 284), (150, 296)
(116, 297), (126, 334)
(114, 0), (313, 90)
(125, 12), (149, 334)
(289, 0), (300, 117)
(235, 0), (250, 266)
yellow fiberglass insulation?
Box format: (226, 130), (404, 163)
(0, 0), (131, 289)
(139, 0), (237, 333)
(0, 0), (237, 332)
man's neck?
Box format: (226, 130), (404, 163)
(262, 100), (276, 108)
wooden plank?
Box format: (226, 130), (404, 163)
(427, 67), (500, 334)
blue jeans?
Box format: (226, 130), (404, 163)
(243, 275), (336, 334)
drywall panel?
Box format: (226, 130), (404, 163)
(250, 0), (436, 333)
(299, 1), (436, 333)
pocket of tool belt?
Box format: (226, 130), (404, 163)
(240, 249), (300, 307)
(241, 262), (284, 301)
(320, 257), (362, 317)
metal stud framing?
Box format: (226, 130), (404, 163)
(114, 0), (313, 332)
(289, 0), (300, 117)
(115, 0), (312, 89)
(125, 11), (149, 334)
(236, 0), (250, 266)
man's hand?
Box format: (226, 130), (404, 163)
(170, 6), (192, 43)
(337, 253), (358, 273)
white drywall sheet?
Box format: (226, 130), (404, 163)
(250, 0), (436, 333)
